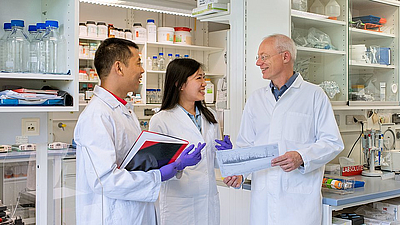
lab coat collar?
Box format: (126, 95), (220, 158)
(93, 86), (131, 116)
(264, 73), (303, 104)
(172, 106), (205, 141)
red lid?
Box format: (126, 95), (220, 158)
(174, 27), (191, 32)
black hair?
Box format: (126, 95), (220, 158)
(94, 38), (139, 80)
(161, 58), (217, 124)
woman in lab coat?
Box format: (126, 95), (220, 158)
(149, 58), (221, 225)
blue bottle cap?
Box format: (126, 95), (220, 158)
(147, 19), (155, 23)
(168, 53), (173, 56)
(159, 53), (164, 56)
(184, 55), (189, 58)
(153, 56), (157, 59)
(175, 54), (180, 57)
(28, 25), (37, 32)
(45, 20), (59, 28)
(3, 23), (11, 30)
(10, 20), (24, 27)
(36, 23), (46, 30)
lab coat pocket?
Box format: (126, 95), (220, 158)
(282, 170), (313, 194)
(161, 196), (195, 225)
(252, 170), (266, 191)
(284, 112), (312, 143)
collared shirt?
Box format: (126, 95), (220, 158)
(269, 72), (299, 101)
(178, 105), (202, 133)
(104, 88), (128, 105)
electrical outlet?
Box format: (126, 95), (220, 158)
(346, 115), (356, 125)
(21, 118), (40, 136)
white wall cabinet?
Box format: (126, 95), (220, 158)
(0, 0), (79, 113)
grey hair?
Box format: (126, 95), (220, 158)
(263, 34), (297, 63)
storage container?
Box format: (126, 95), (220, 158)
(133, 23), (146, 41)
(157, 27), (174, 43)
(86, 21), (97, 37)
(174, 27), (192, 45)
(97, 22), (107, 38)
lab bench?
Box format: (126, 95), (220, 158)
(218, 176), (400, 225)
(0, 149), (76, 224)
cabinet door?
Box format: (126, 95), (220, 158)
(348, 0), (399, 105)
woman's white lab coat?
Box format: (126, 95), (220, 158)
(237, 75), (343, 225)
(74, 86), (161, 225)
(149, 106), (221, 225)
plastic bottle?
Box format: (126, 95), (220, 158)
(310, 0), (325, 15)
(147, 56), (152, 69)
(292, 0), (307, 12)
(42, 20), (66, 74)
(158, 52), (165, 71)
(167, 53), (173, 66)
(5, 20), (30, 73)
(205, 79), (214, 103)
(0, 23), (12, 72)
(28, 25), (37, 41)
(97, 22), (107, 39)
(146, 19), (156, 42)
(152, 56), (158, 70)
(325, 0), (340, 18)
(133, 23), (146, 42)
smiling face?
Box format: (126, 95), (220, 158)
(256, 38), (286, 80)
(179, 68), (206, 103)
(121, 47), (144, 92)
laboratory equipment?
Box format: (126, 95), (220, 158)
(133, 22), (146, 41)
(310, 0), (324, 15)
(146, 19), (156, 42)
(42, 20), (67, 74)
(174, 27), (192, 45)
(319, 81), (340, 99)
(5, 20), (30, 73)
(0, 23), (12, 72)
(381, 150), (400, 172)
(28, 25), (37, 41)
(361, 130), (383, 177)
(30, 22), (46, 73)
(86, 20), (97, 37)
(18, 143), (36, 151)
(158, 52), (165, 70)
(322, 175), (356, 194)
(97, 22), (108, 38)
(157, 27), (174, 43)
(167, 53), (173, 66)
(205, 79), (214, 103)
(291, 0), (307, 11)
(0, 145), (12, 153)
(48, 142), (68, 150)
(152, 56), (158, 70)
(325, 0), (340, 18)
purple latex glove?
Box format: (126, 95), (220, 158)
(160, 162), (178, 181)
(215, 135), (233, 150)
(175, 143), (205, 170)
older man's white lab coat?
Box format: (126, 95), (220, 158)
(149, 106), (221, 225)
(237, 74), (343, 225)
(74, 86), (161, 225)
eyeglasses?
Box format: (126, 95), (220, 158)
(256, 51), (285, 62)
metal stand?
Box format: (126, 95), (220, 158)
(362, 148), (383, 177)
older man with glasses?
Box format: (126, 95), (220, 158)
(222, 34), (344, 225)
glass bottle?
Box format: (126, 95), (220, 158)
(167, 53), (173, 67)
(152, 56), (158, 71)
(5, 20), (30, 72)
(0, 23), (12, 72)
(28, 25), (37, 41)
(158, 52), (165, 71)
(30, 23), (46, 73)
(42, 20), (66, 74)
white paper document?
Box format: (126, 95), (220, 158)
(216, 144), (279, 177)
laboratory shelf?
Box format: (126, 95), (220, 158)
(291, 11), (346, 27)
(297, 46), (346, 56)
(146, 70), (165, 74)
(350, 28), (395, 40)
(146, 70), (224, 77)
(333, 105), (400, 110)
(349, 62), (395, 69)
(147, 42), (223, 53)
(0, 106), (75, 113)
(0, 72), (73, 80)
(79, 36), (146, 45)
(352, 0), (400, 8)
(78, 80), (99, 83)
(4, 177), (28, 182)
(195, 10), (230, 24)
(79, 57), (94, 60)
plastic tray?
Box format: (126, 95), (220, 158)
(353, 15), (381, 24)
(0, 98), (64, 106)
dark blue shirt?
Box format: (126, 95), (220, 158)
(269, 72), (299, 101)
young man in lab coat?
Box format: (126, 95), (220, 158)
(74, 38), (203, 225)
(222, 34), (344, 225)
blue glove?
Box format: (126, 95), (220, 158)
(160, 162), (178, 181)
(175, 142), (205, 170)
(215, 135), (233, 150)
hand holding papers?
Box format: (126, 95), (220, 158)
(119, 131), (189, 172)
(216, 144), (279, 177)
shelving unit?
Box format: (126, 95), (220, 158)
(290, 0), (348, 102)
(0, 0), (78, 113)
(349, 0), (399, 104)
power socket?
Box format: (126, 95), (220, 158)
(346, 115), (356, 125)
(21, 118), (40, 136)
(345, 115), (366, 125)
